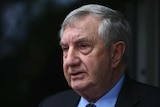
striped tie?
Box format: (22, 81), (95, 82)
(86, 103), (96, 107)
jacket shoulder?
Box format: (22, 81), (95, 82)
(116, 75), (160, 107)
(39, 89), (80, 107)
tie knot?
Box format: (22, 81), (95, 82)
(86, 103), (96, 107)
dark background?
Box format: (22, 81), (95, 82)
(0, 0), (159, 107)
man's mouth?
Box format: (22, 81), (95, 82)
(70, 71), (85, 80)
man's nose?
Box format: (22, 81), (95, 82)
(64, 48), (80, 67)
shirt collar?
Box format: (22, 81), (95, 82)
(77, 74), (125, 107)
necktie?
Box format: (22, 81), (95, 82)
(86, 103), (96, 107)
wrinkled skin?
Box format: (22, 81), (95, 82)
(60, 15), (125, 102)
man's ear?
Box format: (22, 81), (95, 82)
(111, 41), (126, 68)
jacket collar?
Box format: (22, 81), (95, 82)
(73, 75), (142, 107)
(115, 75), (141, 107)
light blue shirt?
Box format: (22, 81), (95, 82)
(77, 74), (125, 107)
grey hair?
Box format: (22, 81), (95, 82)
(59, 4), (131, 63)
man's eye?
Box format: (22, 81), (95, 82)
(62, 47), (69, 52)
(80, 44), (89, 48)
(79, 43), (92, 54)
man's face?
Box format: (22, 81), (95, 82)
(60, 15), (113, 93)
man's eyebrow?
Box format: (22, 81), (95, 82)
(59, 40), (65, 46)
(59, 36), (91, 46)
(73, 37), (90, 43)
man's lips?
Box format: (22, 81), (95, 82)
(70, 71), (86, 80)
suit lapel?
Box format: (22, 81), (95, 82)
(115, 75), (142, 107)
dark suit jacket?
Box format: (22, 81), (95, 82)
(39, 76), (160, 107)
